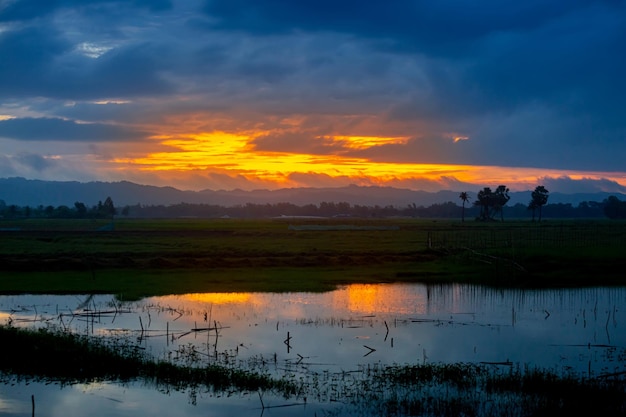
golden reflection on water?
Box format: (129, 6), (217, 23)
(156, 284), (429, 321)
(183, 293), (252, 305)
(340, 284), (427, 315)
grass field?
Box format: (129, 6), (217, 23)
(1, 217), (625, 299)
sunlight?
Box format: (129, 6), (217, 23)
(345, 284), (380, 313)
(332, 135), (409, 149)
(109, 130), (626, 191)
(342, 284), (427, 315)
(184, 293), (252, 305)
(115, 130), (482, 185)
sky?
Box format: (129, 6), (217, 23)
(1, 0), (626, 194)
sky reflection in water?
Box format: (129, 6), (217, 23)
(1, 283), (625, 416)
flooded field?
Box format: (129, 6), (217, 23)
(1, 283), (625, 416)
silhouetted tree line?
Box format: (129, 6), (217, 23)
(1, 195), (624, 220)
(0, 197), (116, 219)
(472, 185), (511, 221)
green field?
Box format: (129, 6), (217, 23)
(1, 218), (625, 299)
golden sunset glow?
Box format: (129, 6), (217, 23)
(108, 129), (626, 191)
(345, 284), (380, 312)
(342, 284), (427, 315)
(184, 292), (252, 305)
(111, 130), (486, 186)
(332, 135), (409, 149)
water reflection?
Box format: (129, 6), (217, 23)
(1, 283), (625, 416)
(185, 292), (253, 305)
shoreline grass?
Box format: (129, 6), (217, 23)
(1, 324), (624, 416)
(0, 324), (295, 394)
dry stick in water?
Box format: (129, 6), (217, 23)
(139, 316), (145, 342)
(213, 320), (219, 358)
(258, 391), (265, 410)
(284, 332), (292, 353)
(363, 345), (376, 357)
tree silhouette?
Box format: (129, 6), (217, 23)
(474, 185), (510, 221)
(459, 192), (470, 222)
(493, 185), (510, 221)
(529, 186), (549, 222)
(474, 187), (493, 221)
(528, 199), (538, 222)
(74, 201), (87, 218)
(101, 196), (116, 219)
(603, 195), (626, 219)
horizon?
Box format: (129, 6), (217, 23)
(4, 175), (626, 195)
(0, 177), (626, 200)
(2, 1), (626, 195)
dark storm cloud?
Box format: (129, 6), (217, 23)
(0, 26), (174, 100)
(0, 27), (69, 95)
(202, 0), (606, 53)
(0, 0), (172, 22)
(0, 118), (149, 142)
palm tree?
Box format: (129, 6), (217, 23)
(493, 185), (510, 221)
(459, 192), (470, 222)
(474, 187), (493, 221)
(530, 186), (549, 222)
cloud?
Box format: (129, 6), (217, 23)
(286, 172), (362, 189)
(0, 20), (173, 101)
(201, 1), (586, 53)
(541, 176), (626, 194)
(0, 0), (624, 191)
(250, 132), (344, 154)
(0, 117), (149, 142)
(14, 152), (55, 171)
(0, 0), (172, 22)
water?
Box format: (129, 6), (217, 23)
(1, 283), (625, 416)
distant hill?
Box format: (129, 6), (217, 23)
(0, 177), (624, 208)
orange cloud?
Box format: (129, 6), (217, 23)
(104, 127), (626, 192)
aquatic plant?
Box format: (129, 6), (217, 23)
(1, 323), (625, 416)
(0, 324), (296, 397)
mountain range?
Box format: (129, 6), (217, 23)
(1, 177), (624, 208)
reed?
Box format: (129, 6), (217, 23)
(2, 324), (623, 416)
(0, 324), (295, 395)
